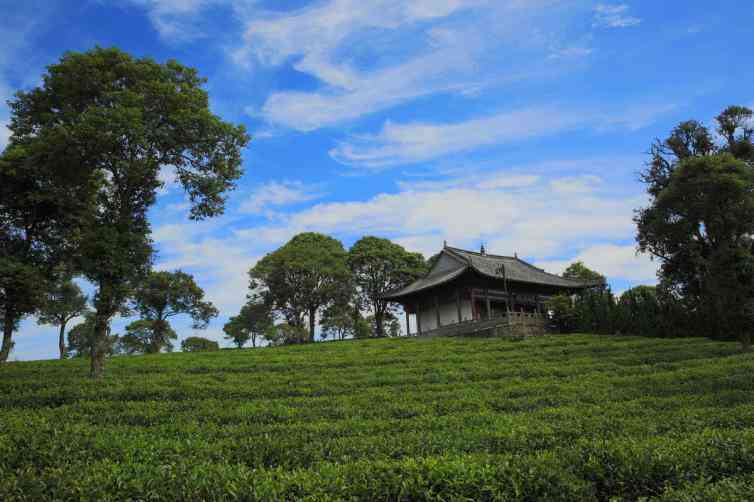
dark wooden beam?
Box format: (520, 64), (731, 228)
(485, 289), (491, 320)
(456, 289), (462, 324)
(416, 302), (422, 334)
(470, 289), (476, 320)
(435, 295), (441, 328)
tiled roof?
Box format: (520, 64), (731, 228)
(383, 246), (597, 300)
(445, 247), (595, 288)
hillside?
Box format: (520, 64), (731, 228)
(2, 334), (754, 500)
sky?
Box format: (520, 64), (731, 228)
(2, 0), (752, 360)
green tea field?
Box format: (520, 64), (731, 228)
(2, 334), (754, 500)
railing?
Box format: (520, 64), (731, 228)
(418, 312), (546, 337)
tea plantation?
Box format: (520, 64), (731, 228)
(2, 334), (754, 500)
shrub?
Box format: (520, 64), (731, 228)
(180, 336), (219, 353)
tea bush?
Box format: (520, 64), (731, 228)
(1, 334), (753, 500)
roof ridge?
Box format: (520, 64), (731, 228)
(445, 246), (515, 260)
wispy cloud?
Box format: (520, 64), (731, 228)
(330, 103), (676, 169)
(234, 168), (646, 271)
(231, 0), (584, 131)
(593, 4), (641, 29)
(239, 180), (324, 215)
(536, 244), (657, 283)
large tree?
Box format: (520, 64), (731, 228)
(223, 300), (274, 348)
(67, 312), (119, 358)
(250, 233), (351, 342)
(0, 142), (84, 362)
(37, 278), (89, 359)
(636, 106), (754, 350)
(129, 270), (218, 353)
(347, 236), (426, 337)
(7, 48), (248, 376)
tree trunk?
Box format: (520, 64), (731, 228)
(90, 312), (109, 379)
(58, 321), (67, 360)
(0, 313), (15, 363)
(251, 333), (256, 348)
(308, 307), (316, 343)
(374, 310), (384, 338)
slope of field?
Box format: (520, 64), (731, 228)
(1, 334), (754, 500)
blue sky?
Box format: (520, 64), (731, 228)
(2, 0), (752, 360)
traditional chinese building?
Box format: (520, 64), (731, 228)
(383, 244), (599, 336)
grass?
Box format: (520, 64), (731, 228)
(2, 334), (754, 500)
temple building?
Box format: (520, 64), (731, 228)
(383, 244), (599, 336)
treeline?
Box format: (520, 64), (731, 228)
(549, 106), (754, 350)
(223, 234), (427, 348)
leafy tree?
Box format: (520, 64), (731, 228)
(263, 323), (309, 346)
(181, 336), (219, 352)
(67, 312), (119, 358)
(131, 270), (218, 350)
(7, 48), (248, 376)
(545, 294), (578, 333)
(37, 278), (88, 359)
(615, 286), (661, 337)
(121, 319), (178, 354)
(636, 106), (754, 350)
(223, 300), (274, 348)
(562, 262), (605, 284)
(320, 301), (364, 340)
(250, 233), (351, 342)
(0, 142), (84, 362)
(348, 236), (426, 337)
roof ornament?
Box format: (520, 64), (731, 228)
(480, 244), (486, 256)
(443, 240), (447, 248)
(514, 251), (518, 259)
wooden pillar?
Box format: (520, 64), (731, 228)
(435, 295), (441, 329)
(456, 289), (462, 324)
(470, 289), (476, 320)
(485, 289), (491, 320)
(405, 308), (411, 336)
(416, 302), (422, 335)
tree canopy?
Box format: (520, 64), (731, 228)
(223, 300), (274, 348)
(636, 105), (754, 349)
(181, 336), (219, 352)
(250, 233), (351, 342)
(37, 278), (89, 359)
(562, 262), (605, 285)
(348, 236), (426, 337)
(5, 47), (248, 375)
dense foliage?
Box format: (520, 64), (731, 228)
(4, 47), (248, 376)
(347, 236), (426, 337)
(636, 106), (754, 350)
(180, 336), (219, 352)
(1, 335), (753, 499)
(36, 279), (88, 359)
(223, 301), (274, 348)
(249, 233), (351, 342)
(128, 270), (218, 353)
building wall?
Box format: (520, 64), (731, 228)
(418, 298), (472, 332)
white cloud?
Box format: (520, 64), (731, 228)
(239, 180), (323, 215)
(232, 168), (649, 285)
(153, 223), (261, 314)
(123, 0), (239, 40)
(0, 120), (10, 151)
(234, 0), (579, 130)
(536, 244), (658, 283)
(330, 107), (586, 168)
(593, 4), (641, 28)
(330, 104), (676, 169)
